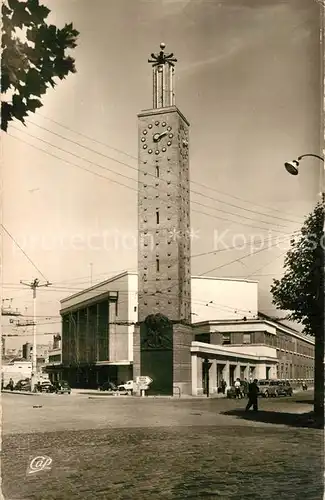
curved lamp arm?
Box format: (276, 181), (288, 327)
(297, 154), (324, 162)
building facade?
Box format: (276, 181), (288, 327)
(191, 316), (314, 395)
(55, 271), (314, 392)
(48, 272), (138, 387)
(1, 360), (32, 386)
(46, 335), (62, 381)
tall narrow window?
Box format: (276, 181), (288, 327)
(156, 259), (160, 272)
(155, 165), (160, 178)
(156, 211), (159, 224)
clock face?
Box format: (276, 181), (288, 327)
(141, 121), (173, 155)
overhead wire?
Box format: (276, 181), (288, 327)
(35, 113), (305, 223)
(1, 232), (290, 296)
(1, 224), (49, 282)
(9, 128), (298, 235)
(25, 118), (304, 226)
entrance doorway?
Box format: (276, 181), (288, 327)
(202, 359), (212, 395)
(229, 365), (236, 386)
(240, 366), (246, 380)
(217, 363), (225, 388)
(266, 366), (271, 379)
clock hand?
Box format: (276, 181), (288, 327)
(153, 131), (168, 142)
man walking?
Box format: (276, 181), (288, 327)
(234, 378), (242, 398)
(245, 378), (259, 412)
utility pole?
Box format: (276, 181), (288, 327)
(20, 278), (51, 391)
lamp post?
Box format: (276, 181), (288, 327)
(284, 153), (324, 417)
(285, 154), (325, 178)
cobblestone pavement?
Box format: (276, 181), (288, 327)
(2, 392), (323, 500)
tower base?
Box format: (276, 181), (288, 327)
(133, 321), (193, 396)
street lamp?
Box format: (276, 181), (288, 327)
(284, 152), (324, 418)
(284, 153), (324, 176)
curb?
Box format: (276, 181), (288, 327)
(2, 390), (40, 396)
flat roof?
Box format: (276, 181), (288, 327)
(191, 275), (258, 284)
(60, 270), (137, 304)
(60, 272), (257, 304)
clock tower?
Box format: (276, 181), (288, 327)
(137, 43), (192, 324)
(134, 43), (193, 396)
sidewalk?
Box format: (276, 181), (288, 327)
(73, 388), (227, 399)
(1, 390), (40, 396)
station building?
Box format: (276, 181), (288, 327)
(46, 44), (315, 393)
(47, 271), (315, 393)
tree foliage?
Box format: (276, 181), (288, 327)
(1, 0), (79, 131)
(271, 202), (325, 337)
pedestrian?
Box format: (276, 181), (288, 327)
(245, 378), (259, 412)
(9, 378), (14, 391)
(221, 379), (227, 395)
(234, 378), (241, 399)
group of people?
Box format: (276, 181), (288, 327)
(234, 378), (259, 411)
(234, 378), (249, 398)
(220, 377), (259, 412)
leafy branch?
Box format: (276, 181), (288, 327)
(271, 202), (325, 337)
(1, 0), (79, 131)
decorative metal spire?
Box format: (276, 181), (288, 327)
(148, 42), (177, 67)
(148, 43), (177, 109)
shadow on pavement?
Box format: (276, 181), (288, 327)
(221, 409), (324, 429)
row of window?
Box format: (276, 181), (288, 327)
(222, 333), (251, 345)
(220, 332), (313, 354)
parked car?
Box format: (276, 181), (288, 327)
(99, 381), (118, 392)
(277, 380), (293, 396)
(40, 380), (56, 393)
(117, 380), (134, 395)
(14, 379), (31, 391)
(265, 380), (293, 397)
(52, 380), (71, 394)
(258, 380), (278, 398)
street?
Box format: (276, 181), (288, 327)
(1, 392), (323, 499)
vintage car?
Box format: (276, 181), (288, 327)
(117, 380), (134, 394)
(39, 380), (56, 393)
(258, 380), (277, 398)
(276, 380), (293, 396)
(14, 379), (31, 391)
(99, 381), (118, 392)
(260, 379), (293, 397)
(52, 380), (71, 394)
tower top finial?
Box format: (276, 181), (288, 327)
(148, 43), (177, 67)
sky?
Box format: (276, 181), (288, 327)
(2, 0), (322, 349)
